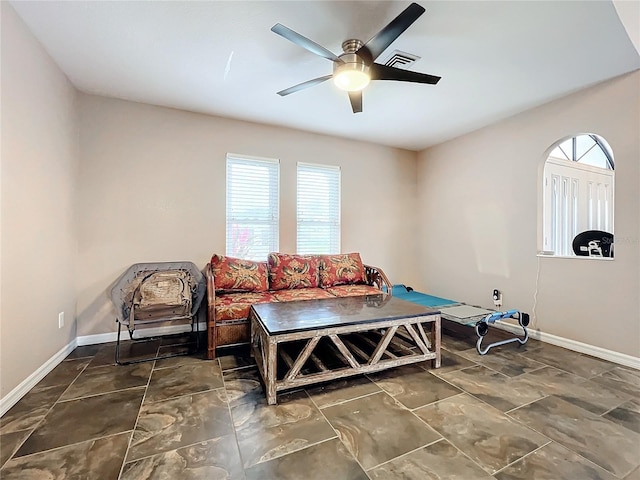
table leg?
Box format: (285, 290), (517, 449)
(432, 316), (441, 368)
(266, 337), (278, 405)
(249, 313), (256, 358)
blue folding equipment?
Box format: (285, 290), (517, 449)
(390, 285), (529, 355)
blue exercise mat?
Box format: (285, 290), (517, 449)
(389, 285), (458, 308)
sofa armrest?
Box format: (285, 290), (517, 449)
(205, 263), (217, 359)
(205, 263), (216, 317)
(364, 264), (393, 296)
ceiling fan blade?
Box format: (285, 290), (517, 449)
(277, 75), (333, 96)
(271, 23), (341, 63)
(348, 91), (362, 113)
(370, 63), (441, 84)
(357, 3), (425, 64)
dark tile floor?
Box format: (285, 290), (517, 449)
(1, 329), (639, 479)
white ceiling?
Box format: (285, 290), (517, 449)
(10, 1), (640, 151)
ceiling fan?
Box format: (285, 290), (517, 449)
(271, 2), (441, 113)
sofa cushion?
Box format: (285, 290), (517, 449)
(318, 253), (366, 288)
(211, 254), (268, 293)
(272, 288), (335, 302)
(214, 292), (277, 321)
(267, 253), (320, 290)
(324, 284), (382, 297)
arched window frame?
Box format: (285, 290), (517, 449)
(540, 133), (615, 259)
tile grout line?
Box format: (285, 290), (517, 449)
(491, 440), (552, 475)
(142, 385), (226, 406)
(504, 407), (633, 480)
(0, 428), (35, 469)
(3, 355), (139, 466)
(409, 391), (466, 412)
(316, 386), (384, 410)
(55, 384), (149, 404)
(219, 357), (250, 480)
(221, 363), (257, 375)
(422, 371), (513, 414)
(593, 367), (640, 386)
(235, 389), (339, 473)
(405, 369), (582, 478)
(348, 383), (486, 476)
(503, 392), (640, 476)
(118, 360), (238, 474)
(598, 399), (630, 418)
(365, 437), (445, 473)
(117, 358), (155, 479)
(1, 359), (93, 466)
(446, 348), (549, 377)
(492, 436), (627, 479)
(2, 430), (135, 463)
(411, 388), (558, 476)
(433, 367), (553, 417)
(439, 436), (498, 477)
(406, 394), (498, 476)
(307, 389), (373, 479)
(504, 394), (551, 415)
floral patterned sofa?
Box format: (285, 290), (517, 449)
(204, 252), (392, 359)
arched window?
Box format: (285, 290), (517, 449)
(541, 134), (614, 258)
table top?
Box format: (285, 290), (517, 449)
(250, 294), (439, 335)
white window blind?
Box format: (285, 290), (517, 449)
(226, 155), (279, 260)
(297, 162), (340, 254)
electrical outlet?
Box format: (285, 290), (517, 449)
(493, 289), (502, 307)
(58, 312), (65, 329)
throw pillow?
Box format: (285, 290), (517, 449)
(318, 253), (367, 288)
(210, 254), (268, 292)
(267, 253), (320, 290)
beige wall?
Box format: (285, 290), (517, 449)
(2, 0), (637, 401)
(1, 4), (79, 397)
(417, 71), (640, 357)
(76, 94), (419, 336)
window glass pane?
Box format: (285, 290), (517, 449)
(575, 134), (596, 160)
(226, 155), (279, 260)
(559, 138), (574, 161)
(578, 147), (609, 170)
(597, 136), (614, 164)
(297, 163), (340, 254)
(550, 146), (567, 160)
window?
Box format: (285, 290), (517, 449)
(297, 162), (340, 254)
(226, 154), (279, 260)
(549, 134), (614, 170)
(541, 134), (614, 257)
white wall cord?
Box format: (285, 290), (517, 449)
(531, 254), (541, 329)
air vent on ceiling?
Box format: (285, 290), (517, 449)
(383, 50), (421, 69)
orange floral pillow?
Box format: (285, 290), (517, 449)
(211, 254), (268, 292)
(267, 253), (320, 290)
(319, 253), (366, 288)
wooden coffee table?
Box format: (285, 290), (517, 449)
(249, 294), (441, 405)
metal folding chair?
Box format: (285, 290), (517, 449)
(110, 262), (206, 364)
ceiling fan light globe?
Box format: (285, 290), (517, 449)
(333, 68), (370, 92)
(334, 70), (370, 91)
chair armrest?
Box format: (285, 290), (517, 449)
(364, 264), (393, 296)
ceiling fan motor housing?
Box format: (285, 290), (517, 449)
(333, 39), (370, 91)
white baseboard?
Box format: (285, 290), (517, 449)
(76, 322), (207, 346)
(495, 321), (640, 370)
(0, 339), (77, 417)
